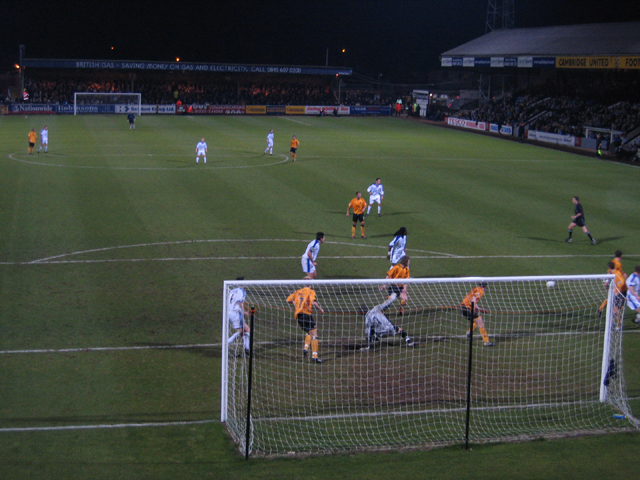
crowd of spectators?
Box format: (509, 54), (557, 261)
(17, 69), (640, 142)
(22, 72), (339, 106)
(453, 72), (640, 140)
(342, 89), (394, 106)
(21, 72), (406, 107)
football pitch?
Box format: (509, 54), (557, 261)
(1, 114), (639, 478)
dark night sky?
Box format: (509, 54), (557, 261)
(2, 1), (640, 82)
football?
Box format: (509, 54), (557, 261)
(546, 281), (556, 289)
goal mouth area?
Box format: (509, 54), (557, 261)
(73, 92), (142, 115)
(222, 274), (635, 456)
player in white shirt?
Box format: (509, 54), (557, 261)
(627, 266), (640, 324)
(359, 293), (413, 350)
(302, 232), (325, 280)
(263, 129), (274, 155)
(37, 126), (48, 153)
(366, 178), (385, 216)
(195, 138), (207, 164)
(387, 227), (408, 264)
(228, 283), (251, 355)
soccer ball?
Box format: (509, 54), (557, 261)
(546, 281), (556, 289)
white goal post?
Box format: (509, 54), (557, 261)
(221, 275), (637, 457)
(73, 92), (141, 115)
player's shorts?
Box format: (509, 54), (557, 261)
(41, 138), (48, 144)
(128, 119), (135, 124)
(575, 218), (586, 227)
(29, 142), (35, 147)
(369, 194), (382, 204)
(613, 293), (626, 309)
(627, 293), (640, 311)
(297, 313), (316, 333)
(228, 310), (244, 330)
(369, 319), (399, 339)
(302, 256), (316, 274)
(352, 213), (364, 223)
(390, 251), (405, 265)
(267, 141), (273, 147)
(387, 285), (404, 297)
(461, 306), (480, 320)
(197, 149), (206, 156)
(290, 148), (297, 154)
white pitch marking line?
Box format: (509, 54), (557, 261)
(7, 153), (289, 170)
(2, 253), (629, 266)
(0, 343), (221, 355)
(28, 239), (317, 263)
(3, 329), (640, 356)
(0, 419), (218, 433)
(281, 116), (313, 126)
(0, 235), (632, 265)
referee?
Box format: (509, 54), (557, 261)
(566, 196), (596, 244)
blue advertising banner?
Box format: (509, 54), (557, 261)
(56, 105), (115, 114)
(22, 59), (352, 76)
(350, 106), (392, 116)
(532, 57), (556, 68)
(9, 103), (56, 114)
(266, 105), (286, 115)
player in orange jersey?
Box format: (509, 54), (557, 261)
(461, 282), (494, 347)
(599, 251), (627, 318)
(382, 255), (411, 307)
(287, 285), (325, 363)
(346, 191), (368, 239)
(27, 128), (37, 154)
(607, 262), (628, 331)
(290, 135), (300, 161)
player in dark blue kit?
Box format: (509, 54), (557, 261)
(566, 196), (596, 244)
(127, 113), (136, 130)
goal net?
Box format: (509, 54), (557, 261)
(221, 275), (637, 456)
(73, 92), (141, 115)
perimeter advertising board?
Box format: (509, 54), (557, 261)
(246, 106), (266, 115)
(527, 130), (575, 146)
(286, 106), (306, 115)
(189, 105), (246, 114)
(490, 123), (514, 135)
(115, 104), (176, 114)
(306, 106), (350, 115)
(446, 117), (488, 131)
(9, 103), (57, 114)
(350, 106), (392, 115)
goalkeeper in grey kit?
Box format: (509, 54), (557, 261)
(360, 293), (413, 350)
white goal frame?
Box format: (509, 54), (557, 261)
(221, 275), (636, 456)
(73, 92), (141, 115)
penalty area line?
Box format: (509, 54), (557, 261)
(0, 419), (218, 433)
(0, 343), (222, 355)
(0, 253), (630, 266)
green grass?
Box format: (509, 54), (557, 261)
(1, 114), (639, 478)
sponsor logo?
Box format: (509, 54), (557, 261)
(528, 130), (575, 146)
(266, 106), (286, 115)
(446, 117), (487, 130)
(189, 105), (246, 115)
(306, 106), (350, 115)
(246, 106), (266, 115)
(286, 106), (306, 115)
(9, 104), (56, 114)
